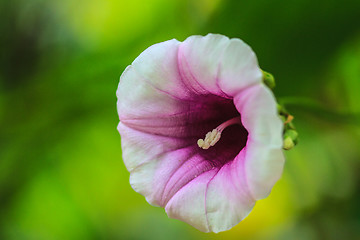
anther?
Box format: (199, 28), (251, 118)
(197, 116), (242, 150)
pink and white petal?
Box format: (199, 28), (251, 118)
(242, 141), (285, 200)
(119, 122), (219, 210)
(129, 147), (196, 207)
(234, 84), (284, 199)
(179, 34), (262, 98)
(218, 38), (263, 96)
(147, 149), (201, 206)
(165, 169), (218, 232)
(131, 39), (193, 100)
(178, 34), (230, 96)
(119, 122), (193, 206)
(159, 153), (214, 205)
(118, 122), (187, 173)
(118, 62), (235, 138)
(130, 149), (215, 208)
(205, 155), (255, 232)
(117, 65), (186, 121)
(234, 84), (283, 146)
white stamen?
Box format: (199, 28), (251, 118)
(197, 129), (221, 149)
(197, 116), (242, 150)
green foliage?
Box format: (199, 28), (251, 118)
(1, 0), (360, 239)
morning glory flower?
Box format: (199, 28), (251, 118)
(116, 34), (285, 233)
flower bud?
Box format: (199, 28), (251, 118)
(283, 136), (295, 150)
(283, 129), (298, 150)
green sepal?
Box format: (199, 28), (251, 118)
(262, 70), (276, 89)
(277, 103), (298, 150)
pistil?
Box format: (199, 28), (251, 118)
(197, 116), (242, 149)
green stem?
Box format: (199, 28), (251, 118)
(278, 96), (360, 125)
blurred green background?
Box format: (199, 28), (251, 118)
(1, 0), (360, 239)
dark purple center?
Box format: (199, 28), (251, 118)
(186, 95), (248, 167)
